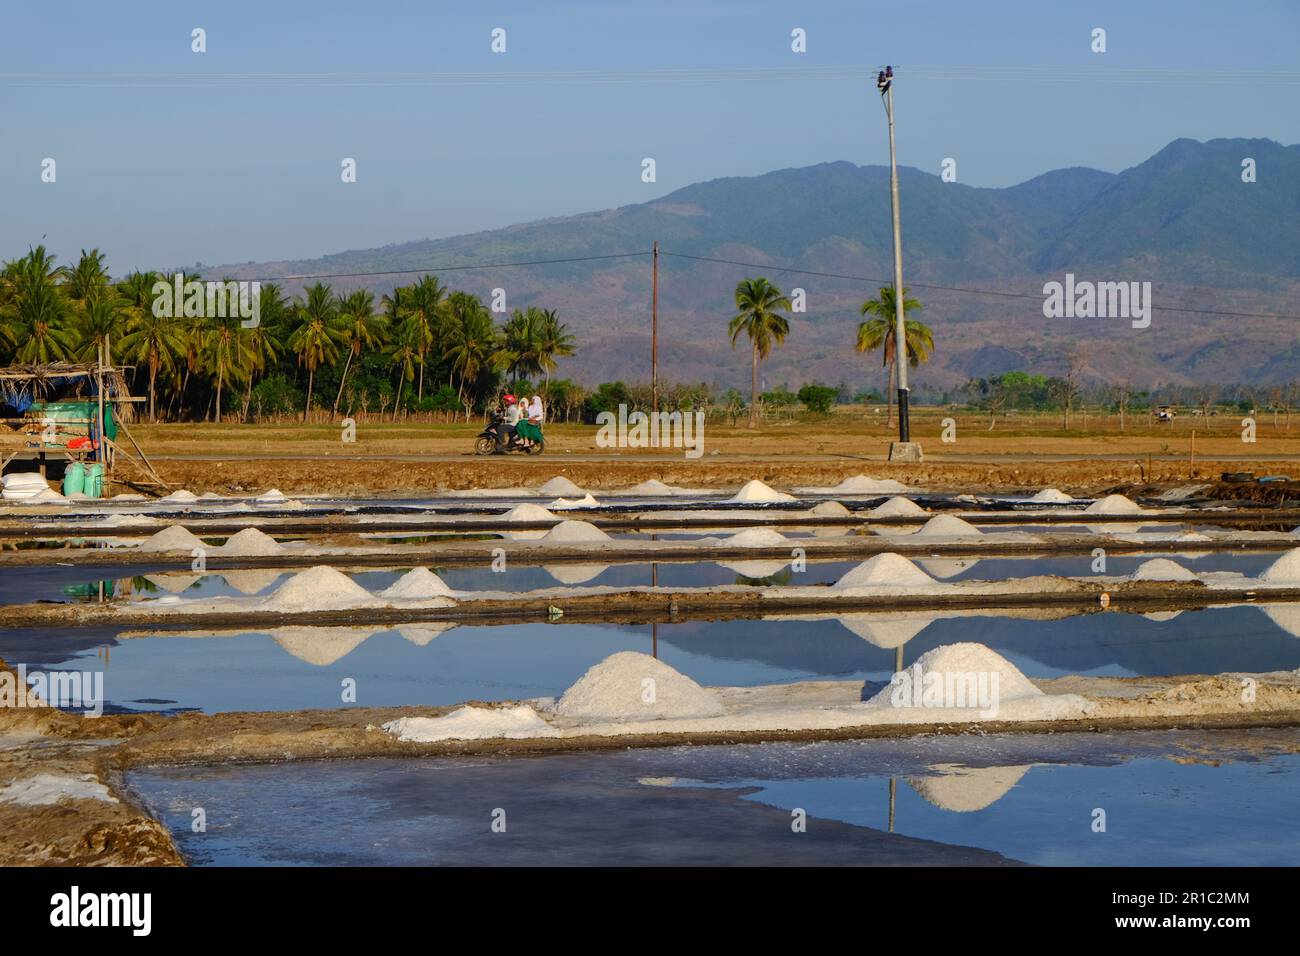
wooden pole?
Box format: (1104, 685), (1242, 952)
(96, 342), (106, 468)
(651, 241), (659, 414)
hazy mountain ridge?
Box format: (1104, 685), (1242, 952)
(209, 138), (1300, 393)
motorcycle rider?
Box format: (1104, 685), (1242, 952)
(495, 393), (522, 452)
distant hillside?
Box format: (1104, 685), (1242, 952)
(208, 137), (1300, 393)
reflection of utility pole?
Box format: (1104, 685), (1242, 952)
(888, 777), (896, 832)
(652, 241), (659, 414)
(652, 558), (658, 657)
(877, 66), (922, 463)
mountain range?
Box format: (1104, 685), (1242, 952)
(208, 137), (1300, 394)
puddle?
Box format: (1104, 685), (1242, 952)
(126, 729), (1300, 866)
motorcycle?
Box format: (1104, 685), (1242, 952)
(475, 413), (545, 455)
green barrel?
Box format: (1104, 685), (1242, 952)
(85, 463), (104, 499)
(63, 461), (86, 497)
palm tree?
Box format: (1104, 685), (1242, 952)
(75, 287), (126, 365)
(61, 249), (110, 307)
(728, 277), (792, 427)
(239, 283), (287, 421)
(333, 288), (385, 416)
(386, 322), (420, 417)
(442, 292), (500, 417)
(0, 247), (74, 363)
(119, 304), (184, 422)
(287, 282), (344, 421)
(534, 308), (575, 389)
(857, 286), (932, 427)
(403, 276), (445, 401)
(502, 307), (543, 384)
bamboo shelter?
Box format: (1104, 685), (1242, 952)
(0, 359), (166, 489)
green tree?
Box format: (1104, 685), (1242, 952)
(333, 289), (385, 416)
(728, 277), (792, 428)
(287, 282), (344, 420)
(856, 286), (932, 428)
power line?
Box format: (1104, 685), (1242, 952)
(237, 251), (649, 283)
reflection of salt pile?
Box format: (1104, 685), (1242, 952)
(542, 520), (612, 543)
(270, 626), (373, 665)
(260, 566), (382, 611)
(727, 479), (796, 504)
(834, 553), (936, 590)
(538, 476), (585, 497)
(809, 500), (852, 517)
(555, 651), (725, 720)
(217, 527), (284, 556)
(914, 514), (983, 538)
(1261, 604), (1300, 638)
(1084, 494), (1143, 514)
(549, 494), (599, 510)
(137, 524), (205, 552)
(379, 567), (454, 600)
(544, 564), (610, 584)
(916, 557), (981, 579)
(502, 503), (557, 523)
(384, 705), (559, 742)
(1130, 558), (1198, 581)
(397, 623), (456, 646)
(907, 765), (1031, 812)
(220, 569), (284, 595)
(1260, 548), (1300, 584)
(864, 643), (1043, 706)
(868, 496), (927, 518)
(837, 613), (935, 648)
(1141, 610), (1184, 622)
(1029, 488), (1073, 503)
(143, 573), (200, 594)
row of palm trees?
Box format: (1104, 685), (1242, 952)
(728, 277), (935, 427)
(0, 247), (576, 422)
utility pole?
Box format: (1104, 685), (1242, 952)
(878, 66), (922, 462)
(651, 241), (659, 413)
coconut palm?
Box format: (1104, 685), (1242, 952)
(239, 283), (287, 421)
(403, 275), (446, 401)
(442, 292), (501, 415)
(119, 304), (185, 422)
(501, 307), (543, 384)
(534, 308), (575, 389)
(728, 277), (792, 427)
(0, 247), (74, 363)
(333, 288), (385, 416)
(857, 286), (931, 427)
(287, 282), (344, 421)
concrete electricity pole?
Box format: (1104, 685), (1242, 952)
(877, 65), (922, 462)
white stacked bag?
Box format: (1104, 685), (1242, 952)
(1, 472), (58, 501)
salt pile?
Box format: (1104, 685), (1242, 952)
(379, 567), (455, 600)
(623, 479), (675, 496)
(1130, 558), (1198, 582)
(831, 475), (908, 494)
(161, 489), (199, 503)
(218, 527), (284, 556)
(864, 643), (1044, 706)
(501, 503), (558, 523)
(537, 476), (585, 497)
(727, 479), (796, 504)
(384, 705), (560, 742)
(809, 500), (852, 517)
(541, 520), (612, 543)
(868, 496), (928, 518)
(724, 527), (790, 548)
(554, 651), (725, 721)
(549, 494), (599, 509)
(914, 514), (983, 538)
(1030, 488), (1073, 503)
(1260, 548), (1300, 584)
(1084, 494), (1143, 514)
(260, 566), (382, 612)
(31, 487), (67, 503)
(255, 488), (288, 504)
(834, 553), (936, 590)
(137, 524), (205, 552)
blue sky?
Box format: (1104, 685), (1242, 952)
(1, 0), (1297, 274)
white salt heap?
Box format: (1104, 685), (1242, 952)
(218, 527), (284, 556)
(538, 476), (585, 497)
(868, 496), (928, 518)
(260, 566), (381, 612)
(728, 479), (796, 503)
(1030, 488), (1073, 503)
(863, 643), (1045, 707)
(809, 500), (852, 517)
(161, 489), (199, 503)
(830, 475), (908, 494)
(549, 494), (599, 510)
(1084, 494), (1143, 514)
(623, 479), (675, 496)
(914, 514), (983, 538)
(1130, 558), (1198, 581)
(725, 527), (790, 548)
(834, 553), (937, 590)
(137, 524), (205, 552)
(1260, 548), (1300, 584)
(384, 705), (559, 742)
(554, 651), (725, 721)
(379, 567), (455, 600)
(255, 488), (288, 504)
(541, 520), (612, 543)
(502, 503), (557, 523)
